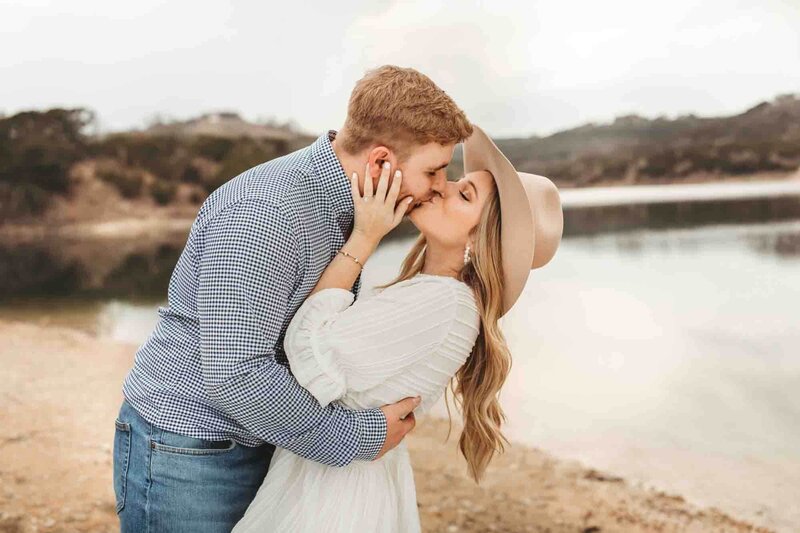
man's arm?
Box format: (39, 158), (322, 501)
(196, 198), (386, 466)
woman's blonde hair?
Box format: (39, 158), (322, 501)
(380, 190), (511, 483)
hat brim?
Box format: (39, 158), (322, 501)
(463, 125), (535, 315)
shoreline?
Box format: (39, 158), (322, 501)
(559, 174), (800, 208)
(1, 174), (798, 243)
(0, 320), (772, 532)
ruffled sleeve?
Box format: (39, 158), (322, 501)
(283, 288), (355, 407)
(284, 276), (481, 411)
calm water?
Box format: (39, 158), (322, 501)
(1, 216), (799, 530)
(376, 222), (800, 531)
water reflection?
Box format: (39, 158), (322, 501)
(563, 195), (800, 236)
(0, 234), (185, 299)
(1, 220), (799, 302)
(0, 241), (84, 296)
(571, 220), (800, 260)
(0, 231), (187, 337)
(744, 228), (800, 258)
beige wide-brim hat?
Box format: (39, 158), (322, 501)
(463, 124), (564, 316)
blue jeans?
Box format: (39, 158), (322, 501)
(113, 400), (274, 533)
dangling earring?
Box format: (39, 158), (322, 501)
(463, 243), (471, 265)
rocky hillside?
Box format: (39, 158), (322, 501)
(486, 93), (800, 186)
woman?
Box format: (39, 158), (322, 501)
(233, 126), (563, 533)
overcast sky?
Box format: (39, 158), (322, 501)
(1, 0), (798, 137)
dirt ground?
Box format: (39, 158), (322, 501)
(0, 320), (770, 533)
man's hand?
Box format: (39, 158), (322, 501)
(373, 396), (421, 460)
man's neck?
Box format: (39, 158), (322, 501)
(331, 133), (365, 184)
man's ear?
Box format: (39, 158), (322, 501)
(366, 146), (399, 180)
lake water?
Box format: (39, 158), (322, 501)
(1, 195), (799, 530)
(367, 222), (800, 532)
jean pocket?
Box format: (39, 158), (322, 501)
(112, 420), (131, 514)
(150, 431), (237, 457)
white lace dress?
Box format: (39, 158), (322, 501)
(232, 273), (480, 533)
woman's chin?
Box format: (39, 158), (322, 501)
(407, 211), (434, 241)
(407, 207), (425, 231)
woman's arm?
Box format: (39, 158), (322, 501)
(310, 160), (412, 296)
(285, 275), (479, 410)
(293, 161), (417, 461)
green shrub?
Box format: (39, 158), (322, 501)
(94, 134), (186, 181)
(0, 182), (52, 222)
(97, 168), (144, 198)
(205, 140), (278, 192)
(193, 136), (235, 161)
(181, 163), (202, 183)
(151, 181), (177, 205)
(0, 108), (94, 219)
(189, 189), (206, 203)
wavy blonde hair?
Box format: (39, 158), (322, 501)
(380, 190), (511, 482)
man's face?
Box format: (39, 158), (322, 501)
(396, 142), (456, 214)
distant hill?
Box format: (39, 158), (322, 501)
(0, 109), (313, 223)
(481, 93), (800, 187)
(2, 95), (799, 224)
(145, 111), (300, 142)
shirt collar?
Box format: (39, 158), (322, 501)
(310, 130), (354, 227)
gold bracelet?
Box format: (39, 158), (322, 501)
(337, 250), (364, 269)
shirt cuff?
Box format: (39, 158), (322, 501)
(352, 407), (387, 461)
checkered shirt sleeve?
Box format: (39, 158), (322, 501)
(196, 198), (386, 466)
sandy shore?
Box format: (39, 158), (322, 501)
(0, 320), (770, 533)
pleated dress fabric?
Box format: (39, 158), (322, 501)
(232, 274), (481, 533)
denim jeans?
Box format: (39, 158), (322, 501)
(113, 400), (274, 533)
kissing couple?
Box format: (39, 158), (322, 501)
(113, 65), (563, 533)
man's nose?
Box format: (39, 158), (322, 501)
(430, 172), (448, 196)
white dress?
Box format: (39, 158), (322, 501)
(232, 273), (480, 533)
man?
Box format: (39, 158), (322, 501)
(113, 65), (473, 532)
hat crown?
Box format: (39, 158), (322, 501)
(519, 172), (564, 270)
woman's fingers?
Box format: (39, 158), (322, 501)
(393, 197), (414, 226)
(376, 161), (390, 200)
(351, 160), (409, 241)
(350, 171), (361, 200)
(386, 170), (402, 206)
(363, 162), (374, 198)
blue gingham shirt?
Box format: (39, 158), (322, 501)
(122, 131), (387, 466)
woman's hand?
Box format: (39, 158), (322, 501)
(350, 161), (413, 247)
(309, 161), (412, 297)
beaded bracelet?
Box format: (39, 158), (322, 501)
(337, 250), (364, 269)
